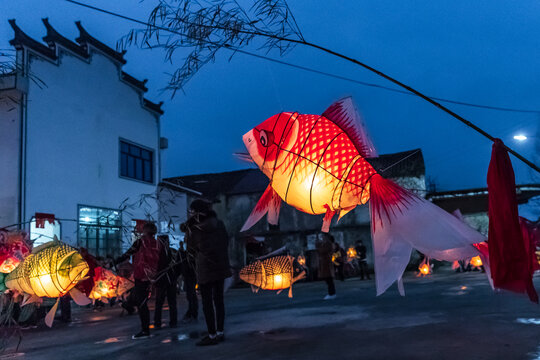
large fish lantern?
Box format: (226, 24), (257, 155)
(240, 255), (306, 298)
(0, 240), (90, 326)
(241, 97), (486, 295)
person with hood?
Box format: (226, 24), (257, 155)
(183, 199), (231, 346)
(115, 222), (161, 339)
(154, 235), (180, 329)
(316, 232), (336, 300)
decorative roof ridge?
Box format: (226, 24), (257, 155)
(41, 18), (88, 59)
(143, 98), (164, 115)
(75, 21), (126, 64)
(121, 71), (148, 92)
(8, 19), (57, 60)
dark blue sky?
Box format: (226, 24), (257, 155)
(2, 0), (539, 191)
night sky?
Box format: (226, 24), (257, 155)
(2, 0), (539, 191)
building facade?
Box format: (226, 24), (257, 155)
(0, 19), (165, 256)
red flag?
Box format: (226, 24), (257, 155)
(35, 213), (55, 229)
(487, 139), (538, 303)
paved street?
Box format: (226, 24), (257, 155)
(2, 269), (540, 360)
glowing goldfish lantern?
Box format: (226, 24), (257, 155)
(239, 255), (305, 298)
(240, 97), (486, 296)
(1, 239), (90, 327)
(0, 231), (31, 273)
(451, 260), (460, 271)
(417, 259), (432, 277)
(470, 256), (483, 268)
(297, 254), (306, 267)
(89, 267), (134, 301)
(347, 247), (358, 261)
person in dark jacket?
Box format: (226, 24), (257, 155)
(316, 233), (336, 300)
(183, 199), (231, 346)
(154, 235), (180, 329)
(177, 240), (198, 323)
(115, 222), (161, 340)
(355, 240), (371, 280)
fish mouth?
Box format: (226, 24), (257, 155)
(242, 129), (263, 167)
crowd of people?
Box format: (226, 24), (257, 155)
(114, 199), (231, 346)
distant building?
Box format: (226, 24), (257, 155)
(163, 149), (426, 272)
(0, 19), (165, 256)
(428, 184), (540, 235)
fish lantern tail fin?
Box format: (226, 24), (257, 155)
(369, 174), (485, 296)
(241, 185), (281, 232)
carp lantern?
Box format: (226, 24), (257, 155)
(240, 255), (305, 298)
(89, 267), (133, 301)
(470, 256), (483, 268)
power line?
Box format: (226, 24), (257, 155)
(62, 0), (540, 115)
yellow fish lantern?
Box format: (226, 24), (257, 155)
(3, 240), (90, 326)
(240, 255), (305, 298)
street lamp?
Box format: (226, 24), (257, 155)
(514, 134), (528, 141)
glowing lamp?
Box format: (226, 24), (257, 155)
(513, 134), (527, 141)
(417, 258), (432, 277)
(470, 256), (483, 267)
(240, 255), (305, 297)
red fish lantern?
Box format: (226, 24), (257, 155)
(241, 97), (486, 295)
(89, 267), (134, 301)
(0, 231), (31, 273)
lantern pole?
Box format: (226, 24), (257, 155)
(64, 0), (540, 174)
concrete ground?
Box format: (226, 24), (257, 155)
(2, 269), (540, 360)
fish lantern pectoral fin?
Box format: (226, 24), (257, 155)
(241, 185), (281, 232)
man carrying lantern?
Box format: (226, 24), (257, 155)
(183, 199), (231, 346)
(115, 222), (161, 340)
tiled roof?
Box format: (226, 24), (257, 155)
(165, 149), (426, 199)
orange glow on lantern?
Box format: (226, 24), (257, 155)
(419, 264), (430, 275)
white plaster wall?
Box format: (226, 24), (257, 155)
(23, 49), (160, 248)
(0, 90), (21, 227)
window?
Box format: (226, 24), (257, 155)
(78, 206), (122, 257)
(120, 140), (154, 183)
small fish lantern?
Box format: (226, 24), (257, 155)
(297, 254), (306, 267)
(470, 256), (482, 268)
(0, 231), (31, 273)
(240, 255), (306, 298)
(347, 247), (358, 261)
(89, 267), (134, 301)
(417, 258), (431, 277)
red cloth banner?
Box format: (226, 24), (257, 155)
(487, 139), (538, 303)
(35, 213), (55, 229)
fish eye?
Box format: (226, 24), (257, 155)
(260, 130), (269, 147)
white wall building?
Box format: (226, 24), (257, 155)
(0, 19), (166, 257)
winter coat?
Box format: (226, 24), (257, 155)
(185, 213), (232, 285)
(316, 238), (335, 279)
(117, 235), (161, 281)
(156, 245), (181, 287)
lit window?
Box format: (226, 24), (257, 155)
(78, 206), (122, 257)
(120, 140), (154, 183)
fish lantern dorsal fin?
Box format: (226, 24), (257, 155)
(322, 97), (377, 158)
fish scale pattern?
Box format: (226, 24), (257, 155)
(239, 255), (294, 291)
(276, 114), (376, 209)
